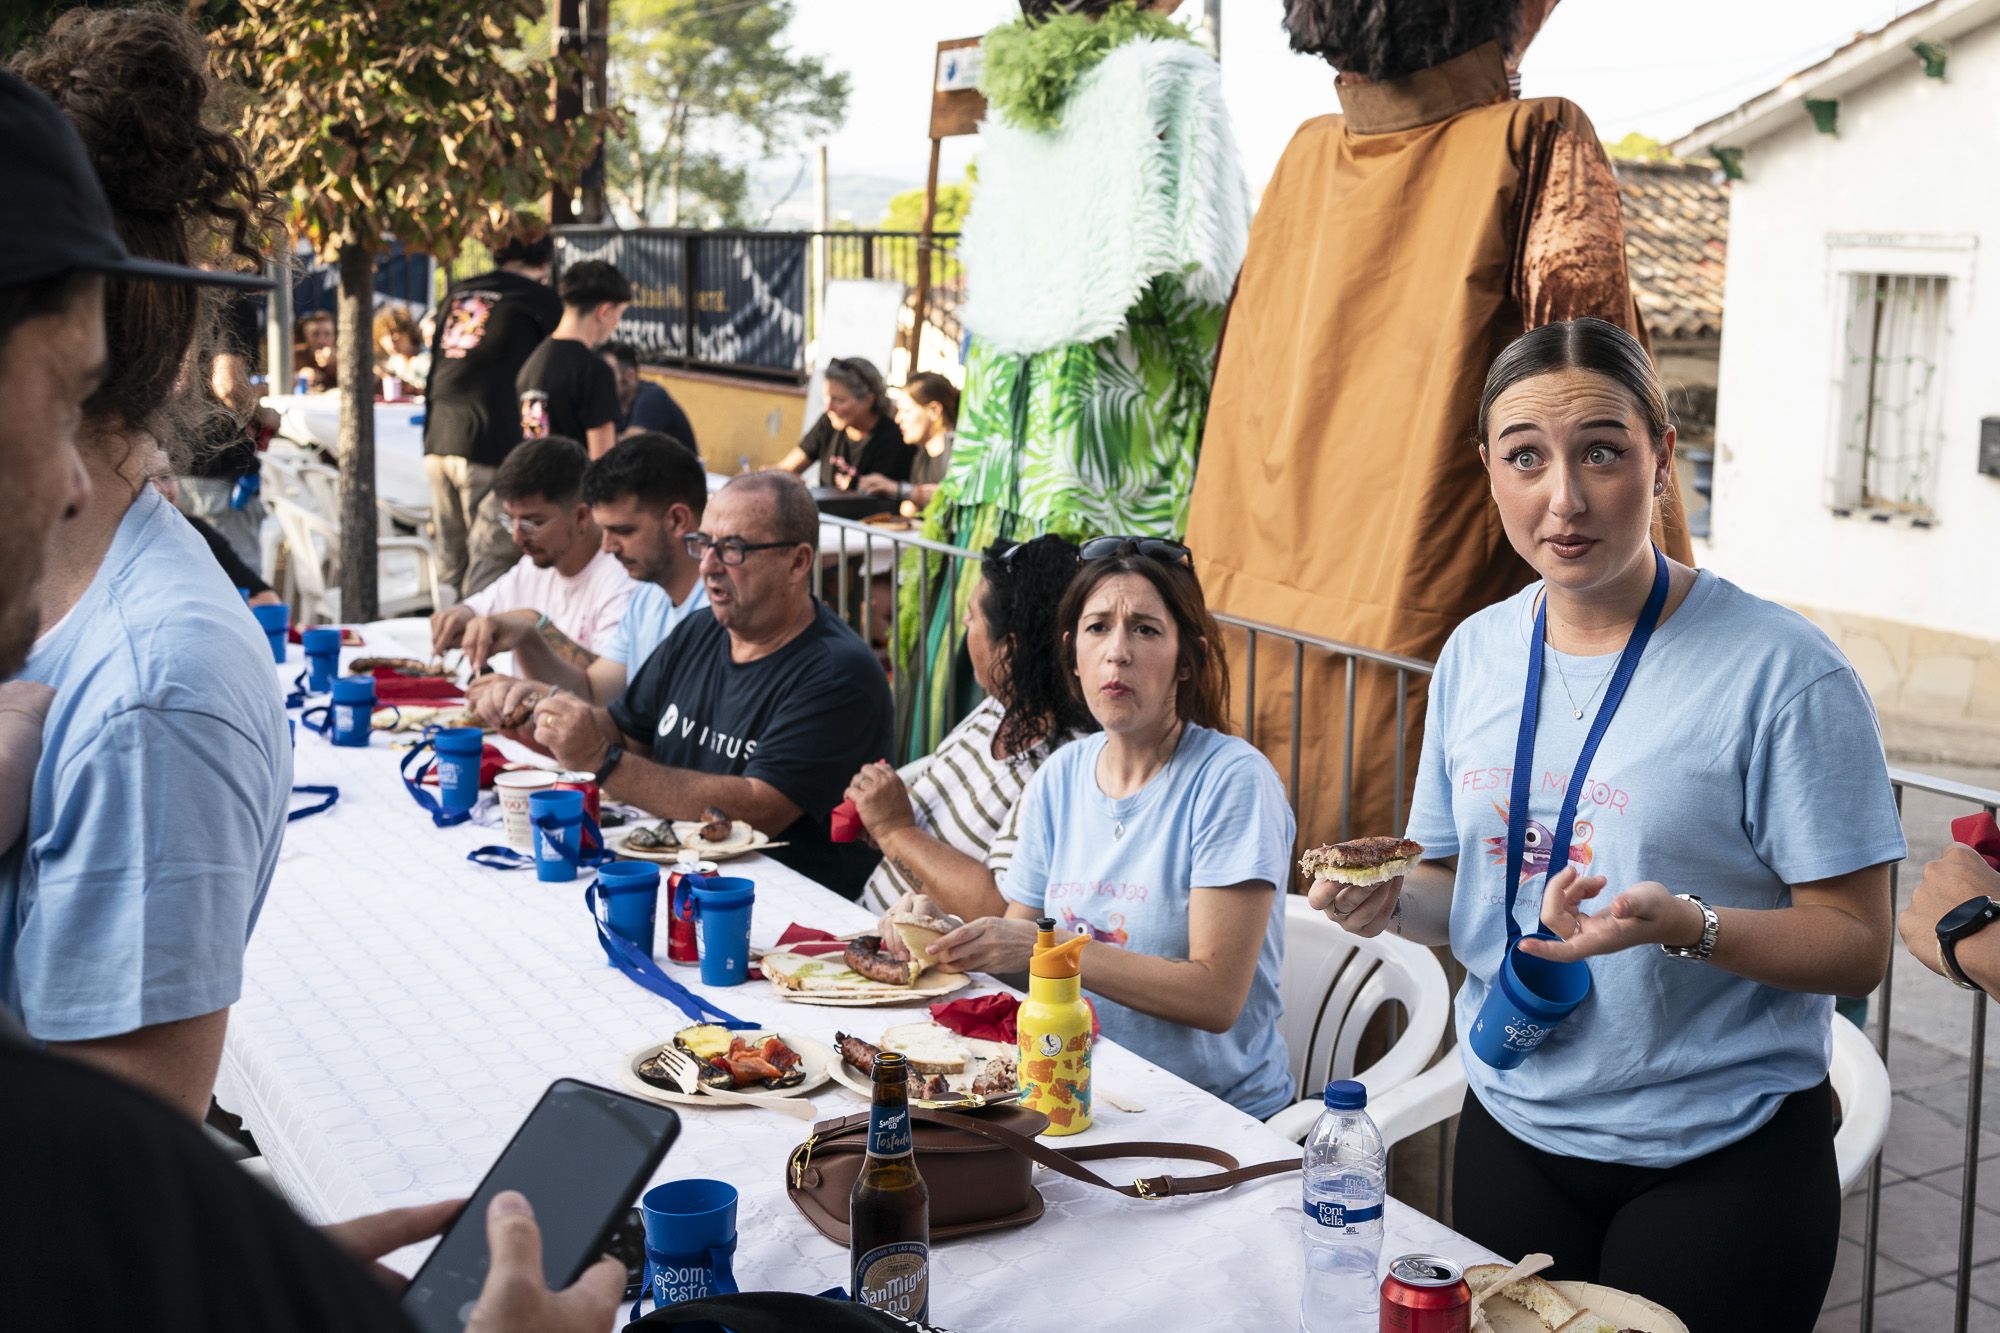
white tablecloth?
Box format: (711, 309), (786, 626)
(264, 392), (430, 512)
(221, 632), (1494, 1329)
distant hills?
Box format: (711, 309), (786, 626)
(743, 157), (917, 230)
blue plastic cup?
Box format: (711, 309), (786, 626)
(594, 861), (660, 962)
(641, 1179), (738, 1309)
(252, 602), (290, 664)
(688, 876), (755, 987)
(431, 726), (484, 815)
(301, 627), (343, 693)
(529, 789), (586, 882)
(329, 675), (377, 747)
(1469, 939), (1592, 1069)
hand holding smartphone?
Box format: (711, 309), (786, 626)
(400, 1079), (680, 1333)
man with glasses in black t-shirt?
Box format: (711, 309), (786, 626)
(531, 471), (894, 899)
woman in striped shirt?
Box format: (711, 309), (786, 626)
(852, 535), (1095, 919)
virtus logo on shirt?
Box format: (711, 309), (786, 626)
(656, 702), (759, 760)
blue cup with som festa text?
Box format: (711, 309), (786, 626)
(593, 860), (660, 962)
(326, 674), (377, 747)
(529, 788), (588, 883)
(641, 1179), (738, 1311)
(1469, 939), (1593, 1069)
(430, 726), (484, 816)
(301, 627), (343, 693)
(251, 601), (289, 664)
(687, 876), (755, 988)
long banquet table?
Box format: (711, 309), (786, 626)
(218, 626), (1496, 1329)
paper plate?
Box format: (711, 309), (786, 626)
(612, 821), (770, 864)
(824, 1023), (1014, 1104)
(1480, 1281), (1686, 1333)
(761, 949), (971, 1007)
(618, 1031), (833, 1110)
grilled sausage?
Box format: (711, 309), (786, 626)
(843, 935), (915, 986)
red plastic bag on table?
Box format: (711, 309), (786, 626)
(929, 992), (1099, 1044)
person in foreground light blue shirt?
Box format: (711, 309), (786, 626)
(2, 486), (290, 1079)
(913, 538), (1296, 1122)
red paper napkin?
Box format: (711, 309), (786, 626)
(1951, 812), (2000, 871)
(371, 668), (466, 705)
(929, 993), (1099, 1043)
(830, 798), (863, 843)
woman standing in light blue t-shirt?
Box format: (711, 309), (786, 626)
(914, 539), (1297, 1120)
(1309, 320), (1904, 1332)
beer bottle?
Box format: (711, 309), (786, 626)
(850, 1050), (929, 1320)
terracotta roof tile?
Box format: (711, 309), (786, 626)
(1617, 160), (1729, 342)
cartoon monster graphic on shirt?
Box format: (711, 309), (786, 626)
(1482, 799), (1595, 883)
(439, 291), (495, 360)
(1057, 907), (1129, 948)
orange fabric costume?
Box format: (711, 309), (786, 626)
(1186, 42), (1691, 853)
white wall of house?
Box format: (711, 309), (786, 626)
(1702, 22), (2000, 645)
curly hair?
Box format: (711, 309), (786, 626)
(980, 536), (1097, 756)
(12, 7), (276, 455)
(1282, 1), (1518, 80)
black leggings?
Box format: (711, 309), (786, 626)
(1451, 1080), (1839, 1333)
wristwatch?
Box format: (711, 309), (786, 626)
(1661, 893), (1719, 961)
(594, 742), (625, 786)
(1936, 895), (2000, 992)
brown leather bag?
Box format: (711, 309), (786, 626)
(786, 1104), (1301, 1244)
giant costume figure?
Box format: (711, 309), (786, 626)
(1186, 0), (1691, 845)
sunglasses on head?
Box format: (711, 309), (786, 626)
(1077, 535), (1193, 569)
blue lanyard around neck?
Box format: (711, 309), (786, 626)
(1503, 547), (1670, 944)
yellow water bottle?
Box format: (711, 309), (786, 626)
(1017, 932), (1092, 1136)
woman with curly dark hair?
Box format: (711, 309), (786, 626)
(6, 6), (292, 1124)
(853, 534), (1095, 917)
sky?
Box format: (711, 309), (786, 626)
(781, 0), (1936, 197)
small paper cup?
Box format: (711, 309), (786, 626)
(494, 769), (558, 850)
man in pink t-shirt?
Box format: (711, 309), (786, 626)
(432, 435), (633, 658)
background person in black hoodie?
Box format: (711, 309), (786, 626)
(423, 214), (561, 598)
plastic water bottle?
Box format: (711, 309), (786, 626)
(1300, 1079), (1386, 1331)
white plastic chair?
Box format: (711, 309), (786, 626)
(271, 495), (441, 624)
(1265, 894), (1453, 1143)
(1829, 1013), (1891, 1191)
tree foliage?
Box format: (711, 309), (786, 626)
(607, 0), (848, 225)
(208, 0), (605, 616)
(1605, 131), (1674, 163)
(881, 174), (974, 236)
(209, 0), (603, 263)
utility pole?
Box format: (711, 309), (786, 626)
(580, 0), (609, 224)
(1200, 0), (1220, 56)
(550, 0), (582, 224)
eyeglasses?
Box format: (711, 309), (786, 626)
(500, 512), (553, 535)
(684, 532), (799, 565)
(1077, 536), (1194, 569)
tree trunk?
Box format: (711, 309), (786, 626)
(335, 233), (379, 622)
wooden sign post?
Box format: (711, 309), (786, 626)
(912, 38), (986, 367)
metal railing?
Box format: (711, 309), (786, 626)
(820, 230), (964, 352)
(809, 511), (2000, 1329)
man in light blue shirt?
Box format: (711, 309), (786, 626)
(4, 484), (291, 1114)
(463, 431), (708, 728)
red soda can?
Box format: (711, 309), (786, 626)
(666, 859), (718, 964)
(553, 773), (600, 824)
(554, 773), (600, 851)
(1380, 1254), (1470, 1333)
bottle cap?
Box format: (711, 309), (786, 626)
(1033, 917), (1057, 956)
(1029, 931), (1088, 979)
(1322, 1079), (1367, 1110)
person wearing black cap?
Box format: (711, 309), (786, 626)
(0, 47), (626, 1333)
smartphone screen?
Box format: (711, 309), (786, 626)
(401, 1079), (680, 1332)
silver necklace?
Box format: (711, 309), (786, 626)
(1111, 721), (1186, 839)
(1544, 613), (1611, 721)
